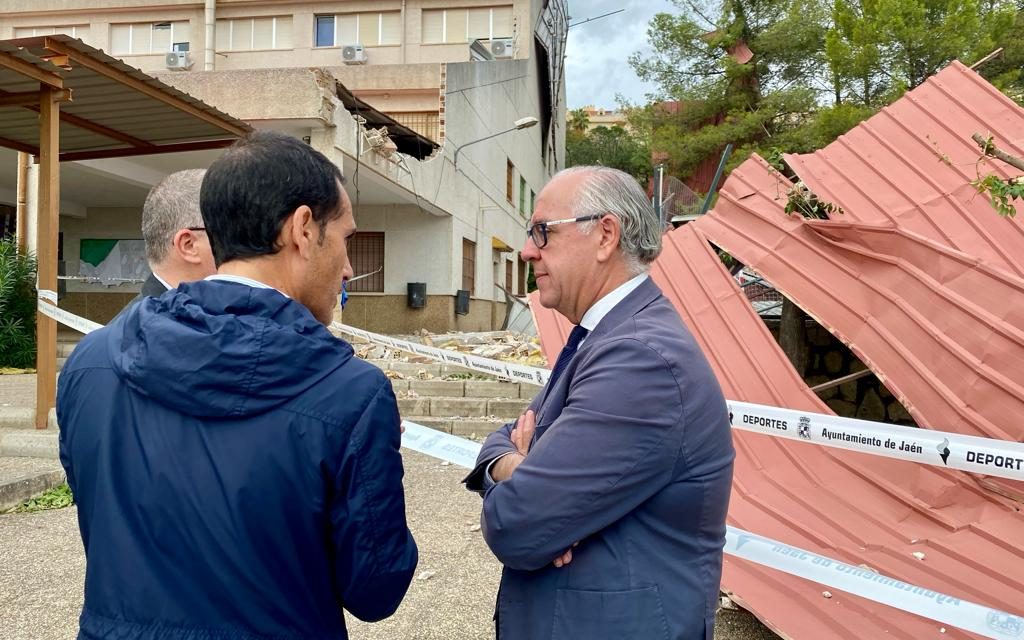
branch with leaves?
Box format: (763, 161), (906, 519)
(971, 133), (1024, 218)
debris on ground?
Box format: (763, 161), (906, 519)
(346, 330), (547, 381)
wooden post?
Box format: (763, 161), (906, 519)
(34, 86), (61, 429)
(15, 152), (29, 253)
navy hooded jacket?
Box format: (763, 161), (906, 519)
(56, 280), (418, 640)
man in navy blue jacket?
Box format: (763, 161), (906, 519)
(57, 131), (417, 639)
(465, 167), (734, 639)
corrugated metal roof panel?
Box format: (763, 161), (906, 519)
(784, 62), (1024, 277)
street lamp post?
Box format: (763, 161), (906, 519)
(453, 116), (538, 167)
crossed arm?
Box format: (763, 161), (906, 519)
(471, 338), (684, 572)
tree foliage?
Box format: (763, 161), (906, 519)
(627, 0), (1023, 180)
(566, 125), (651, 183)
(0, 236), (38, 369)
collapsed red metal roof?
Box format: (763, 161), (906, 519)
(531, 62), (1024, 638)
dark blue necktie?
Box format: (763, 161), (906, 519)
(547, 324), (589, 389)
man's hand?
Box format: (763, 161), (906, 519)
(509, 409), (536, 456)
(553, 542), (579, 568)
(490, 410), (537, 482)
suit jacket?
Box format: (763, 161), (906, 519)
(112, 272), (167, 322)
(465, 277), (735, 640)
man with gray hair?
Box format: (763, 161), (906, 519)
(122, 169), (215, 312)
(464, 166), (735, 639)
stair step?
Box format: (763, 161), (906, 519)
(396, 396), (529, 419)
(0, 456), (66, 512)
(0, 428), (59, 460)
(401, 416), (506, 438)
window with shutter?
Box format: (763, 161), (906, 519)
(422, 10), (444, 44)
(446, 9), (468, 43)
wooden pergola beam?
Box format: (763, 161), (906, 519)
(59, 138), (236, 162)
(0, 49), (63, 88)
(0, 88), (156, 150)
(34, 85), (61, 429)
(0, 135), (38, 155)
(42, 37), (248, 138)
(0, 89), (60, 107)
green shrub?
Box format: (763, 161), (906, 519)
(0, 237), (38, 369)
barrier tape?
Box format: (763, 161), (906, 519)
(400, 420), (1023, 639)
(332, 322), (549, 387)
(331, 320), (1024, 483)
(35, 293), (1024, 638)
(41, 296), (1024, 482)
(37, 296), (103, 334)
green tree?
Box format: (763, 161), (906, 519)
(628, 0), (833, 178)
(0, 237), (38, 369)
(825, 0), (1018, 105)
(629, 0), (1022, 181)
(568, 108), (591, 133)
(566, 125), (651, 182)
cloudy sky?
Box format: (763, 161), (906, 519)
(565, 0), (678, 109)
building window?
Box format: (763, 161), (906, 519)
(518, 176), (527, 215)
(15, 25), (90, 40)
(506, 159), (514, 204)
(422, 6), (513, 44)
(505, 259), (513, 291)
(347, 232), (384, 293)
(517, 256), (527, 295)
(389, 112), (440, 142)
(314, 12), (400, 47)
(215, 16), (293, 51)
(462, 238), (476, 294)
(111, 21), (190, 55)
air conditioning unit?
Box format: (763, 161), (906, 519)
(490, 38), (513, 59)
(342, 44), (367, 65)
(164, 51), (192, 70)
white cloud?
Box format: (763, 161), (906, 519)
(565, 0), (677, 109)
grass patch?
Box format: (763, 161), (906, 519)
(10, 483), (73, 513)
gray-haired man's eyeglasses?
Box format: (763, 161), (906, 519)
(526, 214), (602, 249)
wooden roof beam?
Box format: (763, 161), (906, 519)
(0, 88), (154, 149)
(0, 49), (63, 88)
(59, 137), (236, 162)
(0, 135), (38, 155)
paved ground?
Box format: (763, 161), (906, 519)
(0, 450), (778, 639)
(0, 375), (36, 410)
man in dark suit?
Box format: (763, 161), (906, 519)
(465, 166), (735, 639)
(120, 169), (215, 314)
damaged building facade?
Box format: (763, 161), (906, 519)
(0, 0), (568, 333)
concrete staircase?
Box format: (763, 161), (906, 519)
(0, 353), (541, 461)
(390, 377), (537, 438)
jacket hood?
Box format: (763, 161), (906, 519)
(109, 280), (352, 418)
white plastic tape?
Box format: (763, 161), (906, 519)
(38, 288), (58, 304)
(332, 322), (549, 386)
(401, 420), (482, 470)
(401, 417), (1023, 639)
(37, 298), (102, 334)
(727, 401), (1024, 483)
(34, 299), (1024, 635)
(334, 321), (1024, 482)
(725, 528), (1023, 640)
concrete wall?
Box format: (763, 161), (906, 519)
(0, 0), (532, 73)
(58, 206), (145, 324)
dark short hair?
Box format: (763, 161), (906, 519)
(200, 131), (346, 266)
